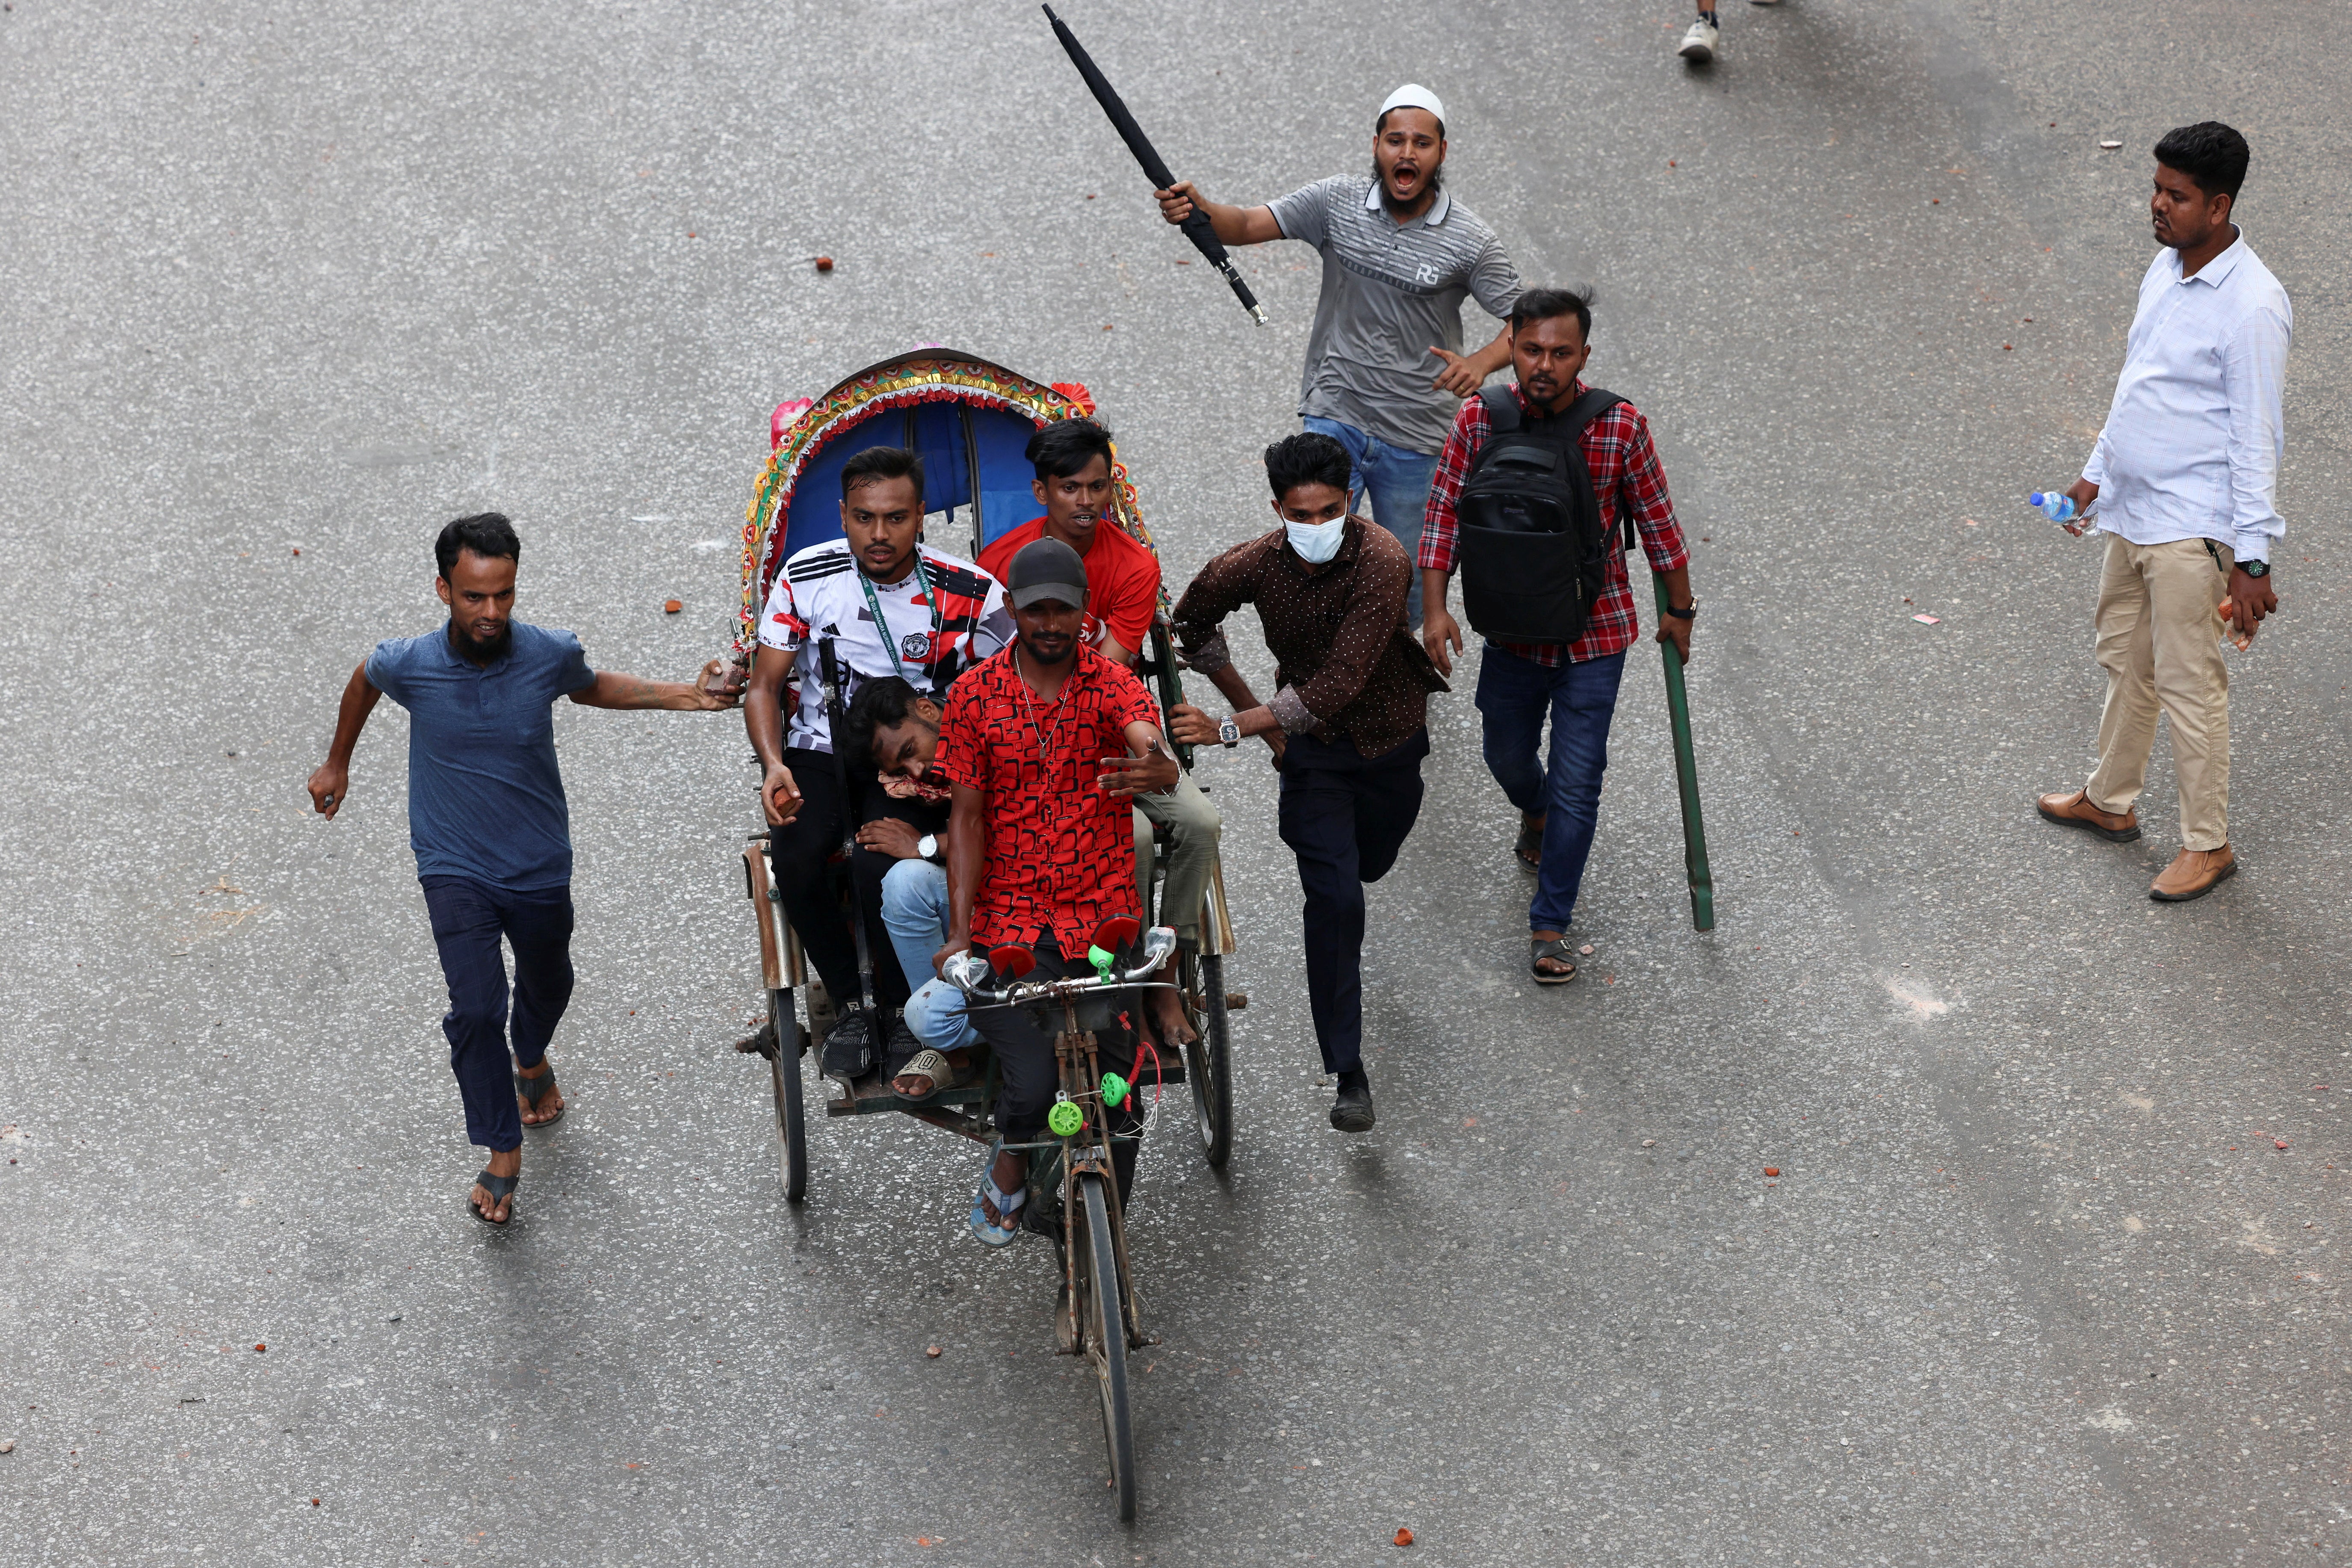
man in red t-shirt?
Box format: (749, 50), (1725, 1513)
(979, 419), (1222, 1023)
(979, 419), (1160, 662)
(933, 537), (1180, 1246)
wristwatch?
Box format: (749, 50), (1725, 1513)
(2239, 559), (2270, 579)
(1217, 718), (1241, 749)
(1664, 600), (1698, 620)
(917, 833), (940, 862)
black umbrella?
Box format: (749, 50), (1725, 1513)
(1043, 5), (1266, 325)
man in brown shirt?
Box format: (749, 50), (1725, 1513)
(1169, 432), (1446, 1132)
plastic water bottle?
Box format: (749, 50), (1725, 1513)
(2027, 490), (2084, 526)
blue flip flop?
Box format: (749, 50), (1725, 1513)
(967, 1143), (1024, 1247)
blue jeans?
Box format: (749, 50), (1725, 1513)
(1302, 416), (1440, 624)
(1474, 647), (1626, 935)
(419, 877), (575, 1152)
(880, 859), (980, 1053)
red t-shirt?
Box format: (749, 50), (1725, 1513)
(979, 517), (1161, 656)
(933, 644), (1159, 960)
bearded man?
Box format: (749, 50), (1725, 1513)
(1151, 83), (1526, 625)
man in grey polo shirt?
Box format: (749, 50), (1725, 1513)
(1155, 83), (1525, 625)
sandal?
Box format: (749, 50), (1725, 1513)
(1515, 818), (1544, 875)
(1531, 937), (1578, 986)
(892, 1048), (960, 1105)
(968, 1143), (1025, 1247)
(470, 1169), (518, 1225)
(515, 1064), (564, 1128)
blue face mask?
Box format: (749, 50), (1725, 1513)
(1285, 516), (1347, 564)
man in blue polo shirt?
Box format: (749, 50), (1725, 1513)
(1154, 83), (1525, 625)
(306, 513), (737, 1224)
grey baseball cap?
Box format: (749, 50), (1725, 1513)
(1005, 536), (1090, 611)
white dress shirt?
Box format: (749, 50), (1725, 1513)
(2083, 228), (2292, 562)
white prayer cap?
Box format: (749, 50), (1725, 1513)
(1377, 83), (1446, 125)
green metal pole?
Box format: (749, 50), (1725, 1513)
(1651, 572), (1715, 931)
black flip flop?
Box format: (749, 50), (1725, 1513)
(1515, 820), (1544, 875)
(1531, 937), (1578, 986)
(470, 1169), (519, 1225)
(515, 1064), (564, 1128)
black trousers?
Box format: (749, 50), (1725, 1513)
(969, 944), (1145, 1195)
(1275, 728), (1430, 1075)
(765, 745), (946, 1012)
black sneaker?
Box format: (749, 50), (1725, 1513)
(1329, 1070), (1375, 1133)
(879, 1016), (922, 1081)
(820, 1007), (876, 1079)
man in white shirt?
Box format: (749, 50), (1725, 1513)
(2036, 122), (2290, 903)
(744, 446), (1013, 1077)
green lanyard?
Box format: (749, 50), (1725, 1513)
(855, 552), (945, 693)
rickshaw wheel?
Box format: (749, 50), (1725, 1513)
(1180, 951), (1233, 1169)
(766, 987), (808, 1204)
(1074, 1171), (1137, 1521)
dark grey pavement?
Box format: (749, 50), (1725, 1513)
(3, 0), (2347, 1562)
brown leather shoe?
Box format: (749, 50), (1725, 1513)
(2035, 788), (2140, 843)
(2150, 845), (2236, 902)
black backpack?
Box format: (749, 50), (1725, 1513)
(1453, 385), (1625, 645)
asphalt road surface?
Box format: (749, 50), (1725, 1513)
(4, 1), (2347, 1563)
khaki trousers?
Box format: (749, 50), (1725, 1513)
(2083, 534), (2233, 850)
(1132, 769), (1223, 943)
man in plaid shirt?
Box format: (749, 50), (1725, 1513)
(1418, 287), (1698, 983)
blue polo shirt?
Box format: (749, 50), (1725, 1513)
(365, 621), (596, 892)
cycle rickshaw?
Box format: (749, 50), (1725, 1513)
(721, 349), (1242, 1518)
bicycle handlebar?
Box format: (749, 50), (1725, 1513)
(943, 926), (1179, 1005)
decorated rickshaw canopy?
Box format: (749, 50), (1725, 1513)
(734, 349), (1152, 657)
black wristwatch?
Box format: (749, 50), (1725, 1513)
(2239, 559), (2270, 579)
(1664, 601), (1697, 620)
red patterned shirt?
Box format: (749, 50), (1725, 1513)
(933, 644), (1159, 960)
(1417, 381), (1689, 667)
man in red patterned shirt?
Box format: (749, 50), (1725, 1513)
(1418, 287), (1698, 984)
(932, 538), (1181, 1246)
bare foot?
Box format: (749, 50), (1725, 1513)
(516, 1059), (565, 1126)
(1146, 962), (1197, 1048)
(470, 1147), (520, 1223)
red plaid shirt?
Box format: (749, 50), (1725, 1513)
(1418, 382), (1689, 666)
(933, 644), (1159, 960)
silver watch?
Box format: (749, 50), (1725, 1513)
(917, 833), (940, 862)
(1217, 718), (1241, 749)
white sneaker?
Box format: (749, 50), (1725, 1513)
(1678, 14), (1721, 61)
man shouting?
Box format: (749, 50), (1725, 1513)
(1152, 83), (1525, 625)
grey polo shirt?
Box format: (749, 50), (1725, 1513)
(1267, 173), (1525, 455)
